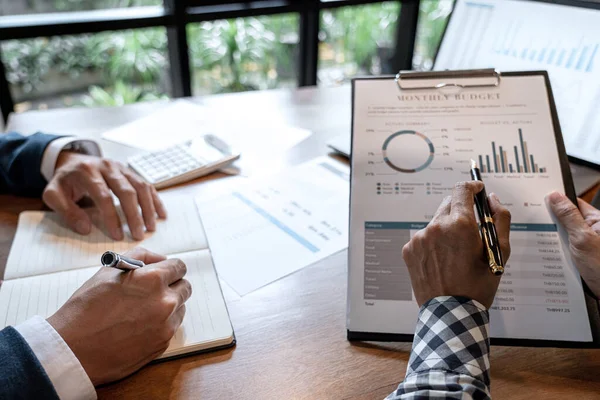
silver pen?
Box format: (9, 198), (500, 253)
(101, 251), (145, 271)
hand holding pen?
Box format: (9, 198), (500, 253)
(102, 251), (146, 270)
(47, 248), (191, 386)
(470, 159), (506, 276)
(403, 181), (512, 308)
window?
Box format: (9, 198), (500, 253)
(188, 13), (299, 96)
(0, 0), (417, 121)
(1, 27), (170, 112)
(412, 0), (454, 71)
(318, 2), (401, 86)
(0, 0), (162, 16)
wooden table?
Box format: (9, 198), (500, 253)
(2, 87), (600, 400)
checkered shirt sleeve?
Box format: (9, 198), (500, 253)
(386, 296), (491, 400)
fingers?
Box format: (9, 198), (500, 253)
(147, 258), (187, 285)
(546, 191), (599, 252)
(123, 247), (167, 264)
(546, 191), (588, 235)
(169, 279), (193, 308)
(577, 198), (600, 221)
(101, 166), (145, 241)
(79, 168), (124, 241)
(489, 193), (512, 261)
(168, 304), (186, 336)
(121, 167), (160, 231)
(151, 187), (167, 219)
(43, 183), (93, 235)
(450, 181), (484, 218)
(431, 196), (452, 222)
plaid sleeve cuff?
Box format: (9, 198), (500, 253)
(407, 296), (491, 385)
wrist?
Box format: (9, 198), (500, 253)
(47, 312), (98, 386)
(55, 150), (79, 171)
(421, 295), (487, 312)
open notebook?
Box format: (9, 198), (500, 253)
(0, 195), (235, 359)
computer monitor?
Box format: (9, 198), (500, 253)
(434, 0), (600, 168)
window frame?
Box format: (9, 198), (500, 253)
(0, 0), (421, 123)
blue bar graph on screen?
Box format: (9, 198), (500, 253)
(557, 49), (566, 66)
(576, 46), (589, 70)
(547, 48), (556, 64)
(588, 44), (598, 72)
(566, 48), (578, 68)
(537, 48), (547, 63)
(529, 50), (537, 61)
(491, 25), (598, 73)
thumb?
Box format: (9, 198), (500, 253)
(43, 184), (92, 235)
(546, 192), (586, 234)
(546, 191), (595, 250)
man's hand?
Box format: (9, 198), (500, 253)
(546, 192), (600, 298)
(46, 248), (191, 386)
(43, 152), (167, 241)
(403, 181), (512, 308)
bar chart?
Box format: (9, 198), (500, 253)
(435, 0), (600, 165)
(492, 27), (599, 73)
(478, 129), (547, 174)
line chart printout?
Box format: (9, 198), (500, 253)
(347, 76), (593, 342)
(435, 0), (600, 165)
(197, 157), (350, 296)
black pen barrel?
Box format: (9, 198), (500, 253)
(470, 166), (504, 275)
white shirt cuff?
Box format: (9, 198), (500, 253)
(41, 137), (102, 182)
(15, 316), (97, 400)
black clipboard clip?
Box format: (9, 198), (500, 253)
(395, 68), (501, 91)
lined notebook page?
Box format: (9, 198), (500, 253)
(5, 196), (208, 280)
(160, 250), (234, 358)
(0, 250), (233, 356)
(0, 266), (99, 327)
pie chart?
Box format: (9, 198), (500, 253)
(382, 130), (435, 173)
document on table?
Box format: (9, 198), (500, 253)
(196, 156), (350, 295)
(347, 74), (593, 343)
(1, 194), (234, 358)
(101, 100), (312, 175)
(101, 100), (211, 150)
(4, 193), (208, 279)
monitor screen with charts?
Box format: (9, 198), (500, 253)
(434, 0), (600, 167)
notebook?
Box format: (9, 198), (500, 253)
(0, 194), (235, 359)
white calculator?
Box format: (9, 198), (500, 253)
(128, 134), (240, 189)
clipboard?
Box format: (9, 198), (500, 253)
(346, 69), (600, 348)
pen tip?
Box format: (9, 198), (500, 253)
(471, 159), (478, 169)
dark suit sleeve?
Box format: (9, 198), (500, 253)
(0, 326), (60, 400)
(0, 132), (63, 197)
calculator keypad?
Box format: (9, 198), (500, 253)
(129, 144), (206, 184)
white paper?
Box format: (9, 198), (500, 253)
(435, 0), (600, 166)
(5, 194), (208, 280)
(347, 77), (593, 342)
(101, 100), (312, 176)
(101, 101), (211, 150)
(196, 156), (350, 296)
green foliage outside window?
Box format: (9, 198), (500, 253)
(320, 2), (400, 78)
(1, 1), (453, 110)
(413, 0), (454, 70)
(3, 0), (160, 14)
(188, 14), (298, 95)
(2, 27), (169, 108)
